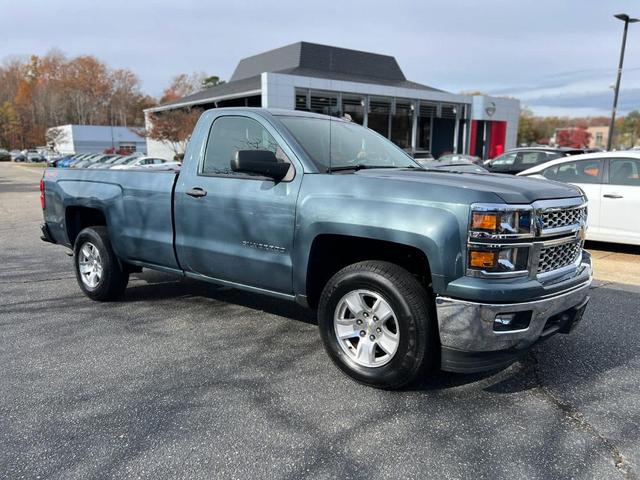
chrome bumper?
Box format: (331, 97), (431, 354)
(435, 258), (592, 354)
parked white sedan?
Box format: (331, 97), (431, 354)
(518, 151), (640, 246)
(110, 156), (181, 171)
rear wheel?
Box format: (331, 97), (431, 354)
(318, 261), (436, 389)
(73, 226), (129, 301)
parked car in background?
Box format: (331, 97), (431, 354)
(487, 147), (589, 175)
(57, 154), (87, 168)
(410, 150), (434, 161)
(110, 157), (179, 170)
(0, 149), (11, 161)
(518, 151), (640, 246)
(70, 154), (107, 168)
(106, 155), (142, 169)
(24, 149), (45, 163)
(417, 157), (489, 174)
(94, 155), (129, 169)
(11, 150), (26, 162)
(86, 154), (120, 168)
(437, 153), (482, 165)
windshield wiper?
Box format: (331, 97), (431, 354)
(326, 164), (416, 173)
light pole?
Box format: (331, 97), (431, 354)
(607, 13), (638, 151)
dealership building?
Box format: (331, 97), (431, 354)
(145, 42), (519, 160)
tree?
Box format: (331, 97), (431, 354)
(45, 127), (68, 153)
(517, 107), (549, 145)
(144, 108), (202, 156)
(201, 75), (225, 89)
(556, 128), (591, 148)
(619, 110), (640, 148)
(0, 50), (154, 149)
(159, 72), (225, 103)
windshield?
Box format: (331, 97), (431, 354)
(279, 116), (418, 171)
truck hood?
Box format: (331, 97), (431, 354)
(356, 169), (583, 204)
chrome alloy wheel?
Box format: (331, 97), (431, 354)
(78, 242), (103, 288)
(333, 289), (400, 367)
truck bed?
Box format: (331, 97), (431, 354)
(43, 168), (181, 271)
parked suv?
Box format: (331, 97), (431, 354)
(487, 147), (588, 175)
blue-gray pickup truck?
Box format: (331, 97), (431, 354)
(40, 108), (592, 389)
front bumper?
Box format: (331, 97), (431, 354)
(436, 255), (592, 373)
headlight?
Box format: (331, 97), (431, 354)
(469, 204), (534, 239)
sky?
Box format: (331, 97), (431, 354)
(2, 0), (639, 117)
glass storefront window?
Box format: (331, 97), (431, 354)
(368, 97), (391, 137)
(309, 91), (339, 116)
(391, 100), (412, 149)
(417, 102), (435, 151)
(342, 95), (364, 125)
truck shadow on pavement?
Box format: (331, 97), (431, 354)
(123, 270), (317, 325)
(124, 271), (522, 392)
(2, 272), (636, 478)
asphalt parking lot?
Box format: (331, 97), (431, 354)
(1, 162), (639, 480)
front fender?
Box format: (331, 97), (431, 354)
(293, 192), (466, 297)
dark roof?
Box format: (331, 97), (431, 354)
(275, 67), (441, 92)
(155, 75), (261, 110)
(231, 41), (407, 82)
(152, 41), (443, 111)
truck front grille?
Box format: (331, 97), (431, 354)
(540, 206), (586, 231)
(538, 241), (582, 274)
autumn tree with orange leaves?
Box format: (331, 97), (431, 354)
(0, 50), (156, 149)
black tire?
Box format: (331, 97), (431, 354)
(318, 261), (437, 390)
(73, 226), (129, 301)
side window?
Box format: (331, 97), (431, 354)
(492, 152), (516, 166)
(542, 165), (559, 180)
(609, 159), (640, 186)
(202, 116), (290, 176)
(518, 151), (543, 166)
(554, 159), (602, 184)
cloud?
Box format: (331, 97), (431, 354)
(524, 88), (640, 116)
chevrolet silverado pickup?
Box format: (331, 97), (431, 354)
(40, 108), (592, 389)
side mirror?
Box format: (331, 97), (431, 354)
(230, 150), (289, 181)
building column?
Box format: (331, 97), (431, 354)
(453, 106), (460, 154)
(411, 100), (418, 152)
(363, 96), (369, 128)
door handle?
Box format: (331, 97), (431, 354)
(186, 187), (207, 198)
(603, 193), (623, 199)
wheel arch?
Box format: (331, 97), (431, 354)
(302, 232), (433, 309)
(65, 206), (107, 246)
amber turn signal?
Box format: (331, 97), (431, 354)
(471, 212), (499, 231)
(469, 250), (498, 269)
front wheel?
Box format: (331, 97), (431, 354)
(318, 261), (437, 389)
(73, 226), (129, 301)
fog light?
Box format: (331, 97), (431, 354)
(494, 313), (516, 326)
(469, 250), (498, 269)
(493, 311), (532, 332)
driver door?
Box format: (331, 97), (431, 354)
(174, 113), (303, 294)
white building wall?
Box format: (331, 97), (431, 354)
(48, 125), (147, 155)
(470, 95), (521, 150)
(53, 125), (76, 154)
(262, 72), (471, 108)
